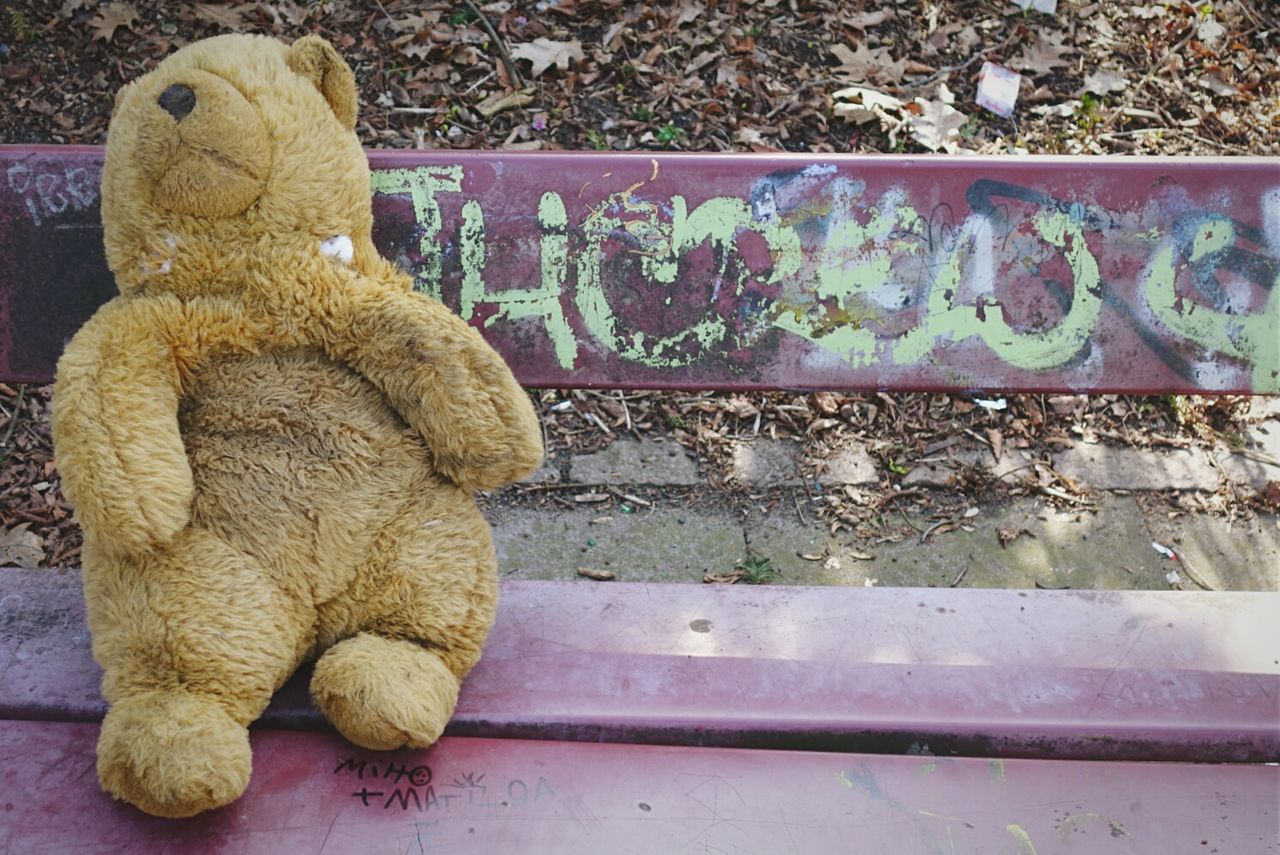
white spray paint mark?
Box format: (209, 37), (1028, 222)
(1261, 187), (1280, 259)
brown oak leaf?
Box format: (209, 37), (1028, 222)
(1011, 32), (1073, 75)
(89, 2), (139, 42)
(511, 38), (585, 78)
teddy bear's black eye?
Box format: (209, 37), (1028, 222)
(158, 84), (197, 121)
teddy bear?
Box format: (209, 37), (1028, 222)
(50, 33), (543, 818)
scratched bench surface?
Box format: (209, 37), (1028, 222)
(2, 146), (1277, 393)
(0, 721), (1275, 855)
(4, 569), (1276, 763)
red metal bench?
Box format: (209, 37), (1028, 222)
(2, 145), (1278, 851)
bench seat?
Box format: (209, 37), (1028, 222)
(3, 568), (1277, 763)
(1, 719), (1276, 853)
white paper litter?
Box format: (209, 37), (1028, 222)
(976, 62), (1022, 118)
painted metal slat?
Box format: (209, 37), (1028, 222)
(2, 146), (1277, 392)
(0, 720), (1275, 853)
(3, 569), (1276, 762)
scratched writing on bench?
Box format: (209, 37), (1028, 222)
(372, 165), (1278, 391)
(334, 757), (555, 812)
(6, 163), (100, 227)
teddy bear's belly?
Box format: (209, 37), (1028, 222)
(178, 349), (434, 591)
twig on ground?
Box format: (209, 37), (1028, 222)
(0, 384), (26, 463)
(791, 489), (807, 525)
(1176, 556), (1217, 591)
(920, 518), (949, 544)
(462, 0), (525, 89)
(607, 486), (653, 508)
(370, 0), (395, 27)
(1100, 30), (1194, 131)
(1037, 485), (1095, 507)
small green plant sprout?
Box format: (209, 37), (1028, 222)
(737, 554), (776, 585)
(657, 123), (684, 145)
(8, 9), (35, 41)
(1075, 92), (1102, 129)
(586, 128), (609, 150)
(632, 106), (654, 122)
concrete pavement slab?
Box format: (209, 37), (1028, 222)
(903, 448), (1037, 488)
(1053, 445), (1220, 491)
(1141, 510), (1280, 591)
(729, 440), (804, 487)
(489, 505), (745, 583)
(742, 497), (1201, 590)
(815, 444), (880, 487)
(569, 439), (700, 485)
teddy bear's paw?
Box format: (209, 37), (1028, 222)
(311, 633), (460, 751)
(97, 691), (251, 818)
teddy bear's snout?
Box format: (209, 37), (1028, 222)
(158, 84), (196, 121)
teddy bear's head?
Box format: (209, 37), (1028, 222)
(103, 34), (375, 295)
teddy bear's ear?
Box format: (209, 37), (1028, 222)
(286, 35), (358, 131)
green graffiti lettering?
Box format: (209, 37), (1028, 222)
(894, 208), (1102, 370)
(779, 192), (924, 368)
(575, 190), (799, 368)
(1142, 217), (1280, 391)
(369, 166), (464, 299)
(457, 193), (578, 369)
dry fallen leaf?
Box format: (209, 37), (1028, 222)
(1197, 16), (1226, 46)
(997, 527), (1036, 549)
(1080, 69), (1128, 95)
(843, 9), (895, 30)
(89, 2), (138, 42)
(511, 38), (585, 78)
(725, 396), (760, 419)
(1198, 72), (1239, 97)
(675, 0), (704, 26)
(685, 51), (718, 75)
(832, 85), (906, 127)
(910, 94), (967, 153)
(194, 2), (247, 30)
(831, 42), (905, 85)
(577, 567), (617, 581)
(0, 523), (44, 566)
(475, 87), (536, 118)
(1012, 32), (1073, 75)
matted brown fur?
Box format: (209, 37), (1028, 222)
(50, 34), (542, 818)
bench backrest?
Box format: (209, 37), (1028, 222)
(2, 145), (1277, 392)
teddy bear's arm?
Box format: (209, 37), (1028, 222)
(324, 285), (544, 491)
(52, 296), (195, 557)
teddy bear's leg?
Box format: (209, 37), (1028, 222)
(85, 526), (312, 817)
(310, 501), (497, 751)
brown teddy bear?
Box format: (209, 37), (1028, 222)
(51, 33), (543, 818)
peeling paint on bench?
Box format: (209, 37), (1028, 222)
(2, 146), (1277, 392)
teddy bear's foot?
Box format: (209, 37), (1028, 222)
(97, 690), (252, 818)
(311, 632), (461, 751)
